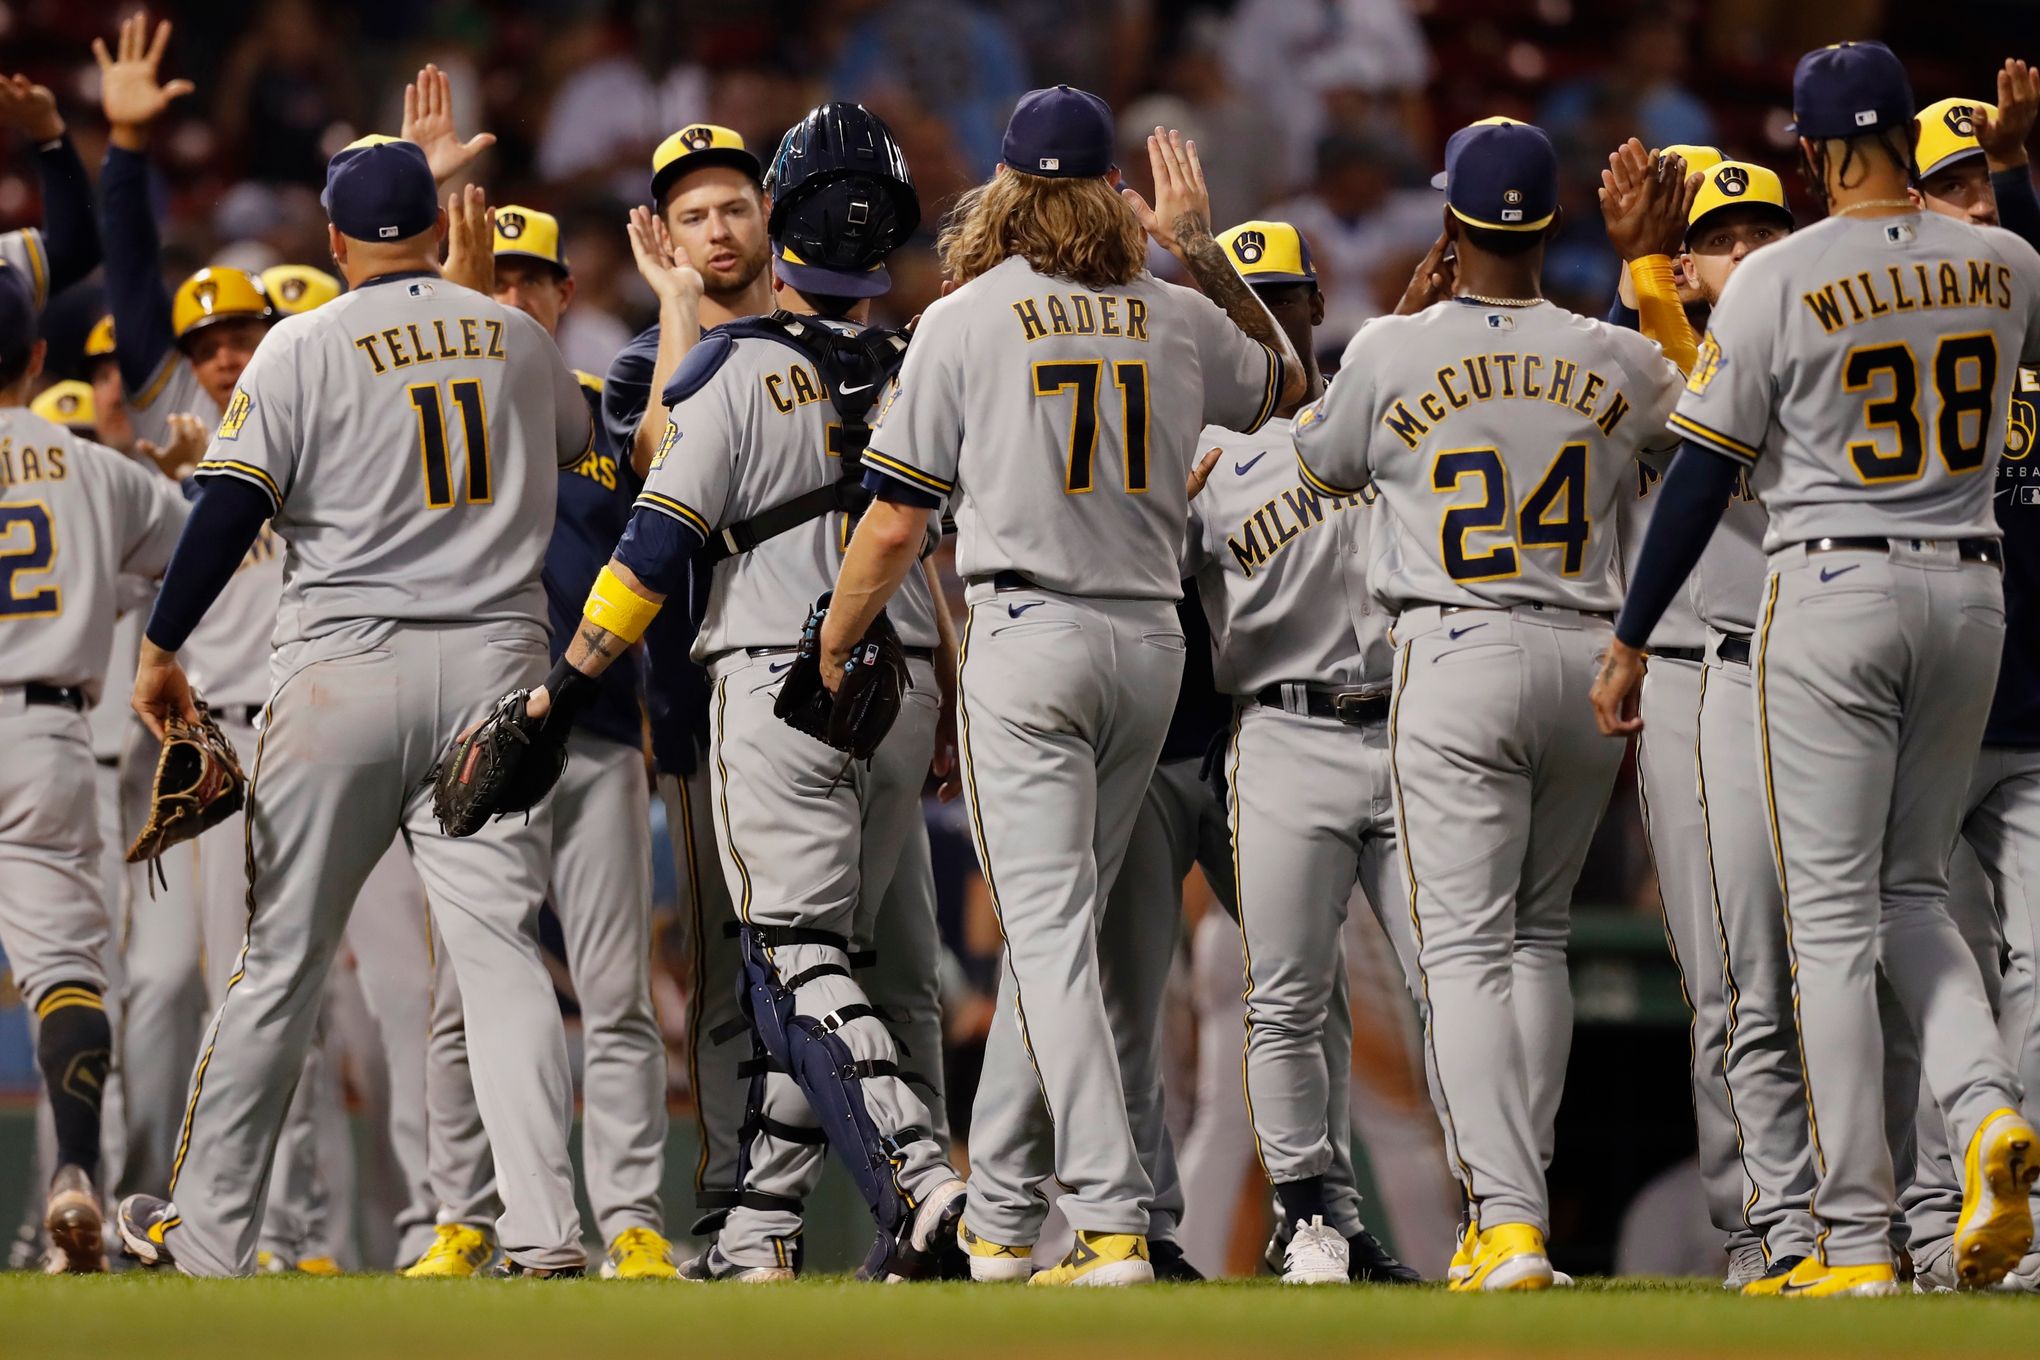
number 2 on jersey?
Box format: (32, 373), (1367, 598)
(0, 501), (58, 617)
(1433, 443), (1589, 582)
(1034, 360), (1150, 493)
(409, 379), (493, 508)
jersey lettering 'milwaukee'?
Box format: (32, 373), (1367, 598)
(0, 408), (187, 699)
(192, 272), (592, 644)
(1293, 299), (1683, 613)
(864, 255), (1282, 600)
(1673, 211), (2040, 548)
(636, 323), (939, 657)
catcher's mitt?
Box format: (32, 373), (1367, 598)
(773, 593), (910, 760)
(432, 689), (570, 838)
(126, 702), (247, 866)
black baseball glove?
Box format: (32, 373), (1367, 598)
(773, 592), (910, 760)
(432, 689), (571, 837)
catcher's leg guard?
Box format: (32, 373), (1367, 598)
(737, 926), (925, 1236)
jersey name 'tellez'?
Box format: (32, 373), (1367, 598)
(636, 322), (939, 656)
(1294, 299), (1684, 613)
(194, 272), (592, 643)
(863, 255), (1283, 600)
(1186, 417), (1390, 695)
(0, 408), (187, 700)
(1672, 212), (2040, 547)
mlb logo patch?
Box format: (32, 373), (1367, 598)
(2018, 486), (2040, 505)
(379, 225), (400, 239)
(1486, 313), (1515, 330)
(1884, 222), (1916, 245)
(407, 281), (437, 298)
(1038, 157), (1060, 171)
(1854, 110), (1879, 127)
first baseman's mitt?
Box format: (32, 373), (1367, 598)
(774, 593), (910, 760)
(126, 702), (247, 865)
(432, 689), (570, 838)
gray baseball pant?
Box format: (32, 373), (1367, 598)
(1753, 543), (2020, 1266)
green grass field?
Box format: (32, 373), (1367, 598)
(6, 1274), (2038, 1358)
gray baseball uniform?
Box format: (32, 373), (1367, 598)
(1296, 297), (1684, 1237)
(1671, 210), (2040, 1265)
(157, 271), (594, 1275)
(634, 319), (955, 1266)
(1185, 415), (1428, 1241)
(864, 254), (1283, 1237)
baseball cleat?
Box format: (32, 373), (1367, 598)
(1954, 1107), (2039, 1288)
(44, 1165), (106, 1274)
(1722, 1243), (1769, 1291)
(403, 1223), (495, 1278)
(116, 1194), (181, 1268)
(1740, 1253), (1809, 1296)
(1447, 1219), (1478, 1284)
(255, 1250), (292, 1274)
(1448, 1223), (1554, 1292)
(677, 1243), (797, 1283)
(1755, 1256), (1898, 1298)
(1149, 1238), (1204, 1281)
(601, 1227), (679, 1280)
(1348, 1227), (1423, 1284)
(296, 1256), (341, 1276)
(1281, 1215), (1350, 1284)
(492, 1258), (586, 1278)
(960, 1222), (1033, 1282)
(1027, 1231), (1154, 1286)
(886, 1177), (969, 1281)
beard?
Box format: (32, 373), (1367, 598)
(697, 237), (770, 298)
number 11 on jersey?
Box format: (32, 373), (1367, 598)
(409, 379), (493, 509)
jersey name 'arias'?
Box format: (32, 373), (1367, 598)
(1376, 350), (1637, 450)
(349, 316), (508, 375)
(1226, 479), (1366, 577)
(0, 437), (66, 486)
(1800, 257), (2016, 335)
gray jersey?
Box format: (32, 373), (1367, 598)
(0, 228), (51, 312)
(0, 409), (186, 699)
(128, 359), (213, 448)
(183, 528), (285, 709)
(1673, 212), (2040, 547)
(1690, 487), (1769, 634)
(1185, 417), (1390, 694)
(637, 324), (937, 655)
(1617, 460), (1704, 650)
(1295, 300), (1684, 614)
(193, 274), (591, 643)
(864, 255), (1283, 600)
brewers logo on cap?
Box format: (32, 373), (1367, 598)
(260, 265), (340, 316)
(171, 267), (270, 344)
(1715, 166), (1750, 197)
(1685, 161), (1792, 241)
(1216, 220), (1317, 286)
(30, 380), (95, 432)
(497, 211), (526, 240)
(492, 205), (569, 275)
(194, 280), (218, 311)
(650, 123), (762, 200)
(1230, 230), (1267, 265)
(682, 125), (716, 151)
(1915, 96), (1993, 180)
(1944, 103), (1977, 137)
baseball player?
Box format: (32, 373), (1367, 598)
(1184, 218), (1424, 1285)
(495, 101), (968, 1282)
(0, 262), (188, 1271)
(1596, 41), (2040, 1296)
(1901, 66), (2040, 1290)
(404, 202), (674, 1280)
(816, 93), (1304, 1285)
(81, 318), (135, 454)
(113, 134), (594, 1277)
(0, 64), (103, 315)
(1295, 118), (1686, 1291)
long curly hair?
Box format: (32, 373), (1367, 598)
(938, 169), (1149, 290)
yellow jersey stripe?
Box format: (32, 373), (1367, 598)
(1244, 343), (1282, 434)
(633, 491), (711, 538)
(861, 449), (954, 496)
(1295, 451), (1364, 500)
(1668, 411), (1760, 463)
(129, 352), (182, 412)
(20, 230), (47, 310)
(35, 986), (103, 1018)
(195, 459), (284, 510)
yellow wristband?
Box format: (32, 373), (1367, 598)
(584, 565), (662, 645)
(1627, 254), (1699, 374)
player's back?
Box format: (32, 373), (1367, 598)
(0, 408), (184, 699)
(1300, 299), (1682, 613)
(873, 255), (1281, 600)
(1676, 211), (2040, 546)
(199, 273), (589, 643)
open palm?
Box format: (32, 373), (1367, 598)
(93, 13), (193, 131)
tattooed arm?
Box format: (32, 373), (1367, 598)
(1123, 127), (1308, 412)
(524, 557), (667, 721)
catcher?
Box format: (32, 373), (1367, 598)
(442, 102), (969, 1281)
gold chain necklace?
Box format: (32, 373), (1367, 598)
(1456, 293), (1545, 308)
(1832, 198), (1918, 218)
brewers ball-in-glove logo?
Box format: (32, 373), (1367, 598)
(1945, 103), (1979, 138)
(2008, 378), (2037, 460)
(218, 388), (254, 441)
(1715, 165), (1750, 197)
(1230, 230), (1267, 266)
(681, 125), (716, 151)
(194, 280), (218, 314)
(1686, 333), (1725, 396)
(280, 277), (307, 304)
(56, 392), (79, 416)
(497, 210), (526, 240)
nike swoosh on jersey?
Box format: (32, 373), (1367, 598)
(1818, 565), (1861, 583)
(1007, 601), (1045, 618)
(1447, 623), (1488, 640)
(1234, 451), (1268, 475)
(839, 382), (875, 395)
(769, 661), (793, 673)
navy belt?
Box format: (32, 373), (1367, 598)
(1651, 646), (1706, 664)
(1806, 535), (2001, 565)
(971, 570), (1041, 592)
(24, 683), (84, 711)
(1254, 682), (1391, 726)
(1718, 634), (1752, 667)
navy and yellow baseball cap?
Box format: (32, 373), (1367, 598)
(1429, 115), (1523, 190)
(1218, 220), (1316, 286)
(172, 267), (270, 344)
(1001, 85), (1115, 179)
(493, 205), (569, 276)
(261, 264), (340, 316)
(1915, 97), (1992, 179)
(1439, 120), (1558, 232)
(1788, 41), (1915, 140)
(1657, 144), (1725, 176)
(651, 125), (761, 202)
(31, 380), (94, 432)
(1685, 161), (1794, 241)
(322, 135), (439, 243)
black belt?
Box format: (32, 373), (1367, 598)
(1718, 634), (1752, 667)
(1806, 535), (2002, 565)
(1439, 602), (1615, 622)
(23, 683), (84, 711)
(1651, 646), (1705, 664)
(971, 570), (1040, 592)
(746, 645), (935, 662)
(219, 704), (263, 727)
(1254, 682), (1390, 726)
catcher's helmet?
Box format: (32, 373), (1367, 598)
(764, 103), (919, 299)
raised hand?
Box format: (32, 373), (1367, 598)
(1120, 127), (1212, 261)
(136, 411), (209, 481)
(1394, 233), (1458, 315)
(0, 74), (64, 142)
(1976, 58), (2038, 170)
(401, 63), (496, 186)
(1601, 139), (1692, 261)
(93, 13), (194, 145)
(441, 183), (496, 295)
(625, 205), (703, 307)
